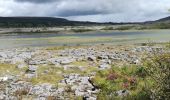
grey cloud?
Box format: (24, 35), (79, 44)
(15, 0), (57, 3)
(56, 10), (104, 17)
(0, 0), (170, 22)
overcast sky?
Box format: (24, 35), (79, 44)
(0, 0), (170, 22)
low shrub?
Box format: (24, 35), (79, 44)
(144, 53), (170, 99)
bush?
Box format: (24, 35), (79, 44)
(135, 66), (147, 78)
(144, 53), (170, 99)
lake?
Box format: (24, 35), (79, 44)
(0, 30), (170, 49)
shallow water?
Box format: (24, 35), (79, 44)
(0, 30), (170, 49)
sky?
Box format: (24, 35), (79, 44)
(0, 0), (170, 22)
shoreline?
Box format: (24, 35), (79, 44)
(1, 26), (170, 34)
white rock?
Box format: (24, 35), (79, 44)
(25, 73), (37, 78)
(87, 56), (96, 61)
(98, 64), (111, 70)
(0, 77), (8, 82)
(116, 90), (130, 97)
(28, 65), (38, 71)
(17, 63), (27, 69)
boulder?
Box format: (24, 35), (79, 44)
(98, 64), (111, 70)
(0, 76), (8, 82)
(11, 57), (24, 64)
(97, 55), (108, 60)
(87, 56), (96, 61)
(63, 65), (75, 70)
(60, 59), (75, 65)
(29, 59), (47, 65)
(17, 63), (27, 69)
(116, 90), (130, 97)
(0, 91), (5, 100)
(28, 65), (38, 72)
(0, 52), (7, 58)
(25, 73), (37, 78)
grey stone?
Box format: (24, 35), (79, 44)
(17, 63), (27, 69)
(98, 64), (111, 70)
(25, 73), (37, 78)
(87, 56), (96, 61)
(28, 65), (38, 72)
(0, 76), (8, 82)
(116, 90), (130, 97)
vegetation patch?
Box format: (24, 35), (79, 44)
(30, 65), (63, 85)
(92, 65), (153, 99)
(0, 63), (26, 76)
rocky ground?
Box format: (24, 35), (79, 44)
(0, 44), (167, 100)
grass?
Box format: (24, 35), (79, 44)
(29, 61), (98, 85)
(165, 41), (170, 48)
(92, 65), (153, 99)
(47, 37), (113, 44)
(62, 61), (98, 75)
(46, 46), (68, 50)
(0, 63), (27, 76)
(30, 65), (63, 85)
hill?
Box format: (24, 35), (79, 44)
(140, 16), (170, 29)
(0, 16), (170, 28)
(0, 17), (109, 28)
(155, 16), (170, 22)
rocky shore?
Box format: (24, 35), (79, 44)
(0, 44), (167, 100)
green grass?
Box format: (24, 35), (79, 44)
(0, 63), (27, 76)
(62, 61), (98, 75)
(30, 65), (63, 85)
(92, 65), (153, 99)
(30, 61), (98, 85)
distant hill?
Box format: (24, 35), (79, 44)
(0, 17), (110, 28)
(141, 16), (170, 29)
(0, 16), (170, 28)
(155, 16), (170, 22)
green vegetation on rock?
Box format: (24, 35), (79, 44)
(92, 52), (170, 99)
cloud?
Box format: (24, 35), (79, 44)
(15, 0), (57, 3)
(0, 0), (170, 22)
